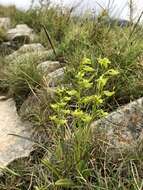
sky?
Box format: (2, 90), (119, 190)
(0, 0), (143, 20)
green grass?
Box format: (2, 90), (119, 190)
(58, 14), (143, 106)
(0, 56), (44, 108)
(0, 2), (143, 190)
(0, 127), (143, 190)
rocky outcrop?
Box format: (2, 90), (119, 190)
(15, 43), (45, 53)
(7, 24), (35, 43)
(91, 98), (143, 148)
(0, 97), (33, 171)
(0, 20), (67, 170)
(6, 43), (45, 60)
(6, 49), (54, 65)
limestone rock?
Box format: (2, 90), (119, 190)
(6, 43), (45, 60)
(7, 24), (35, 42)
(0, 98), (33, 171)
(16, 43), (45, 53)
(48, 67), (66, 87)
(6, 49), (54, 65)
(0, 17), (11, 30)
(91, 98), (143, 148)
(37, 61), (63, 74)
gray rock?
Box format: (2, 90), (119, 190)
(16, 43), (45, 53)
(91, 98), (143, 148)
(6, 43), (45, 60)
(0, 98), (33, 171)
(6, 49), (54, 65)
(37, 61), (63, 74)
(7, 24), (35, 42)
(0, 17), (11, 30)
(48, 67), (66, 87)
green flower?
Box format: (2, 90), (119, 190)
(67, 90), (78, 96)
(98, 58), (111, 68)
(104, 90), (115, 97)
(82, 57), (92, 65)
(97, 76), (108, 90)
(82, 65), (95, 72)
(105, 69), (119, 76)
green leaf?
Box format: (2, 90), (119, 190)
(104, 90), (115, 97)
(81, 57), (92, 65)
(1, 167), (20, 177)
(81, 96), (94, 104)
(96, 109), (108, 117)
(58, 102), (67, 107)
(79, 79), (93, 89)
(94, 95), (103, 104)
(50, 116), (67, 125)
(58, 119), (67, 126)
(62, 109), (70, 115)
(51, 102), (67, 110)
(72, 109), (84, 118)
(55, 178), (75, 187)
(82, 65), (94, 72)
(49, 115), (57, 121)
(97, 76), (108, 90)
(35, 186), (47, 190)
(76, 71), (85, 80)
(63, 96), (71, 102)
(42, 159), (60, 178)
(51, 104), (59, 110)
(81, 95), (103, 105)
(56, 87), (65, 95)
(67, 90), (78, 96)
(82, 113), (92, 123)
(106, 69), (119, 76)
(72, 110), (92, 123)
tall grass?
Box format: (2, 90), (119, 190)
(0, 127), (143, 189)
(58, 9), (143, 107)
(0, 57), (43, 108)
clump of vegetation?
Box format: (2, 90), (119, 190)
(58, 11), (143, 106)
(50, 57), (119, 132)
(0, 58), (43, 107)
(32, 57), (119, 189)
(0, 1), (143, 189)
